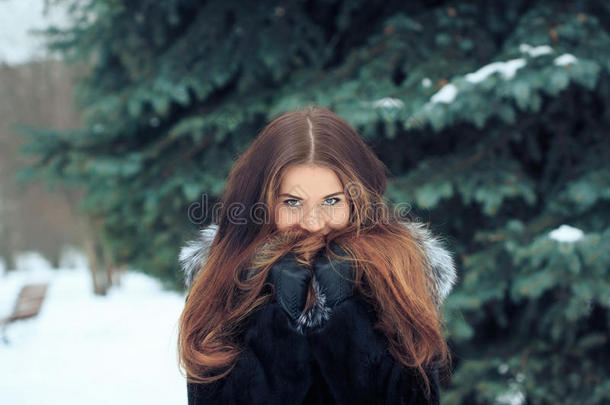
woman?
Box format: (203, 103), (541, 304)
(178, 105), (457, 404)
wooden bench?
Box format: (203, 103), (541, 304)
(1, 283), (49, 344)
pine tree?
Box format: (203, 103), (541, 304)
(18, 0), (610, 402)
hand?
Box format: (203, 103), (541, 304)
(313, 242), (356, 308)
(268, 252), (312, 322)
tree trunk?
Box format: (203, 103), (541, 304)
(80, 216), (108, 296)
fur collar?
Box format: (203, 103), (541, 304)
(178, 222), (457, 331)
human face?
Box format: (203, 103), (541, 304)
(275, 164), (350, 235)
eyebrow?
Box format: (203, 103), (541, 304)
(278, 191), (344, 200)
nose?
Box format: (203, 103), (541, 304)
(299, 206), (325, 233)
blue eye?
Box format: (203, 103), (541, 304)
(282, 197), (341, 208)
(323, 197), (341, 206)
(283, 199), (301, 207)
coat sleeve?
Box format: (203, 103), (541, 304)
(304, 295), (440, 405)
(187, 300), (313, 405)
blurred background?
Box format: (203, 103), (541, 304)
(1, 0), (609, 404)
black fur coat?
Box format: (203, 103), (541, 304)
(179, 222), (457, 405)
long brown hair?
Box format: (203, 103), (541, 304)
(178, 105), (452, 397)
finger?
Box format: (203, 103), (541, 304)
(270, 253), (312, 320)
(315, 248), (354, 281)
(313, 245), (356, 307)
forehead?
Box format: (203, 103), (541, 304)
(279, 164), (343, 197)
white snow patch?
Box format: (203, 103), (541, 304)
(430, 83), (458, 104)
(424, 43), (561, 107)
(0, 0), (71, 66)
(14, 251), (53, 274)
(519, 43), (553, 57)
(496, 387), (525, 405)
(554, 53), (578, 66)
(58, 245), (89, 269)
(465, 58), (527, 83)
(549, 224), (584, 242)
(421, 77), (432, 88)
(0, 263), (188, 404)
(372, 97), (404, 109)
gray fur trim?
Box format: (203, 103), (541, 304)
(401, 221), (458, 303)
(295, 275), (332, 333)
(178, 221), (458, 327)
(178, 224), (219, 290)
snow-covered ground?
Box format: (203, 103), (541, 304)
(0, 252), (188, 405)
